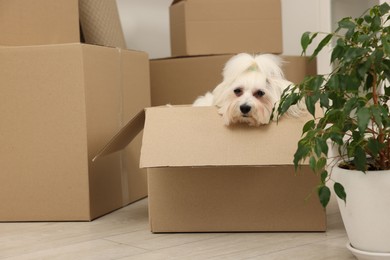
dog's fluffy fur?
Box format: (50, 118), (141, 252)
(193, 53), (305, 126)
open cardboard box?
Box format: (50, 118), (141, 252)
(170, 0), (283, 56)
(150, 55), (317, 106)
(0, 0), (126, 48)
(95, 106), (326, 232)
(0, 43), (150, 221)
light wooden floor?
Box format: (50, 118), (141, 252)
(1, 197), (355, 260)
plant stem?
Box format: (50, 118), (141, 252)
(371, 67), (386, 169)
(387, 138), (390, 168)
(372, 66), (379, 106)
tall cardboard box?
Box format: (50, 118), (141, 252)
(150, 55), (317, 106)
(170, 0), (283, 56)
(96, 106), (326, 232)
(0, 43), (150, 221)
(0, 0), (126, 48)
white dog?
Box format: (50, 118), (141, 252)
(193, 53), (304, 126)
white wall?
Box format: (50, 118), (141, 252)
(116, 0), (388, 74)
(332, 0), (379, 31)
(117, 0), (172, 59)
(281, 0), (331, 74)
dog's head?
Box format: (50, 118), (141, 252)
(213, 53), (291, 126)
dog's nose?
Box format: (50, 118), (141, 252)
(240, 104), (251, 114)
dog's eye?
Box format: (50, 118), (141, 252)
(254, 90), (265, 98)
(234, 88), (243, 96)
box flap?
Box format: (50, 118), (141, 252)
(140, 106), (311, 168)
(93, 110), (145, 161)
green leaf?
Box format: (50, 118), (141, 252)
(344, 48), (368, 62)
(371, 15), (381, 31)
(364, 15), (372, 23)
(356, 107), (370, 134)
(357, 59), (372, 79)
(312, 34), (333, 58)
(279, 93), (299, 116)
(330, 132), (344, 145)
(320, 170), (328, 184)
(338, 18), (355, 30)
(356, 17), (364, 26)
(379, 2), (390, 16)
(319, 92), (330, 109)
(365, 73), (374, 91)
(353, 146), (367, 172)
(316, 157), (327, 172)
(373, 49), (384, 64)
(351, 131), (363, 145)
(334, 182), (347, 204)
(331, 45), (345, 63)
(301, 32), (319, 55)
(314, 137), (328, 159)
(318, 185), (331, 208)
(357, 34), (370, 43)
(344, 97), (358, 115)
(385, 87), (390, 96)
(367, 138), (381, 158)
(371, 106), (382, 127)
(301, 31), (311, 54)
(336, 38), (346, 47)
(294, 141), (310, 169)
(317, 138), (329, 156)
(305, 95), (317, 117)
(302, 120), (315, 134)
(345, 27), (355, 40)
(345, 74), (361, 92)
(314, 141), (322, 158)
(383, 35), (390, 56)
(309, 156), (316, 171)
(313, 76), (324, 91)
(327, 74), (339, 91)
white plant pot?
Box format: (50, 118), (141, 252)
(332, 166), (390, 258)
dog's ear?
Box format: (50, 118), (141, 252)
(212, 81), (229, 107)
(254, 54), (285, 79)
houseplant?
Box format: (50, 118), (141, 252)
(276, 2), (390, 258)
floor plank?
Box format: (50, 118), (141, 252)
(0, 197), (354, 260)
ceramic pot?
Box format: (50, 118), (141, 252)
(332, 166), (390, 256)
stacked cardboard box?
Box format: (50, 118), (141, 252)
(0, 0), (126, 48)
(169, 0), (283, 56)
(0, 0), (150, 221)
(96, 0), (325, 232)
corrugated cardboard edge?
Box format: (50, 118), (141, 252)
(79, 0), (127, 49)
(93, 109), (145, 162)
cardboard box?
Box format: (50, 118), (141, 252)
(150, 55), (317, 106)
(95, 106), (326, 232)
(0, 43), (150, 221)
(0, 0), (126, 48)
(79, 0), (127, 48)
(170, 0), (283, 56)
